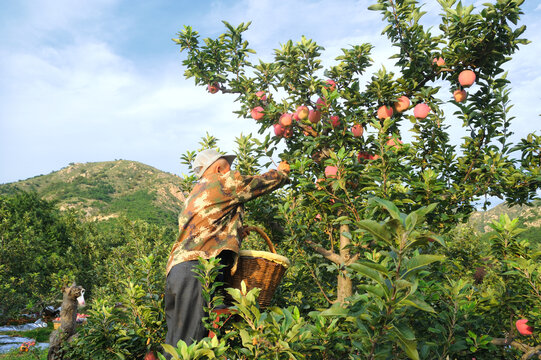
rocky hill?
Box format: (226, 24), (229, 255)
(0, 160), (185, 227)
(468, 199), (541, 243)
(1, 161), (539, 241)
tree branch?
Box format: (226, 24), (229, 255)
(491, 338), (541, 359)
(305, 238), (341, 265)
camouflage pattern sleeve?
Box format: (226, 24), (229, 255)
(224, 169), (289, 203)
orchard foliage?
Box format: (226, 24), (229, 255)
(174, 0), (538, 297)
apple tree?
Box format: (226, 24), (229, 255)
(173, 0), (539, 357)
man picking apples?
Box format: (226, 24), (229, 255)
(164, 149), (290, 354)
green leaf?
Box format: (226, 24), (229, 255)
(412, 203), (438, 224)
(371, 197), (402, 221)
(390, 326), (419, 360)
(401, 297), (436, 313)
(405, 212), (418, 231)
(349, 262), (389, 296)
(368, 4), (385, 11)
(403, 255), (445, 278)
(320, 303), (349, 317)
(161, 344), (179, 360)
(357, 219), (392, 244)
(355, 260), (389, 275)
(358, 284), (386, 298)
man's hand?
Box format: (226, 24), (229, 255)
(278, 161), (290, 174)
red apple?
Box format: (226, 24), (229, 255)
(458, 70), (476, 87)
(325, 79), (336, 91)
(316, 97), (328, 110)
(250, 106), (265, 120)
(207, 83), (219, 94)
(432, 57), (445, 67)
(357, 151), (371, 162)
(325, 165), (338, 178)
(516, 319), (534, 336)
(255, 91), (267, 101)
(251, 106), (264, 121)
(394, 96), (410, 113)
(273, 123), (285, 137)
(279, 113), (293, 127)
(329, 116), (340, 128)
(371, 154), (380, 160)
(351, 124), (364, 137)
(413, 103), (430, 119)
(377, 105), (393, 119)
(386, 138), (403, 148)
(296, 105), (309, 120)
(453, 89), (467, 103)
(144, 352), (157, 360)
(315, 213), (322, 221)
(284, 127), (293, 138)
(308, 109), (321, 124)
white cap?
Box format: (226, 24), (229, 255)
(193, 149), (236, 178)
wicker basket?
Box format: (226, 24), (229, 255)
(224, 226), (290, 307)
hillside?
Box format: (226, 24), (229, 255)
(1, 161), (539, 240)
(0, 160), (185, 227)
(468, 199), (541, 243)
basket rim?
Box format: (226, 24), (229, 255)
(238, 249), (291, 268)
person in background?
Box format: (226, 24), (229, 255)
(164, 148), (290, 351)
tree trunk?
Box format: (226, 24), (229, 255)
(337, 224), (353, 303)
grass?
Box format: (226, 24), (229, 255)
(0, 348), (48, 360)
(0, 324), (53, 360)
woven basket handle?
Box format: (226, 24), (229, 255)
(240, 226), (276, 254)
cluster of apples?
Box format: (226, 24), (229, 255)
(454, 69), (476, 102)
(250, 91), (267, 121)
(250, 80), (346, 139)
(432, 56), (476, 102)
(377, 95), (431, 121)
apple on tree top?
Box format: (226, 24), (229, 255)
(316, 97), (329, 110)
(273, 123), (285, 137)
(296, 105), (309, 120)
(325, 79), (336, 91)
(432, 57), (445, 67)
(453, 89), (467, 103)
(325, 165), (338, 178)
(255, 90), (267, 101)
(308, 109), (321, 124)
(377, 105), (393, 119)
(413, 103), (430, 119)
(394, 96), (410, 113)
(458, 70), (476, 87)
(386, 137), (403, 149)
(279, 113), (293, 127)
(207, 83), (219, 94)
(351, 124), (363, 137)
(329, 115), (340, 128)
(251, 106), (265, 120)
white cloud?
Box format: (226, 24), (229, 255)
(1, 0), (540, 185)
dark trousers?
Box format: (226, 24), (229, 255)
(164, 261), (207, 355)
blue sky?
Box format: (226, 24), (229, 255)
(1, 0), (540, 186)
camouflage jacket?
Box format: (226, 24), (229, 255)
(166, 169), (288, 276)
